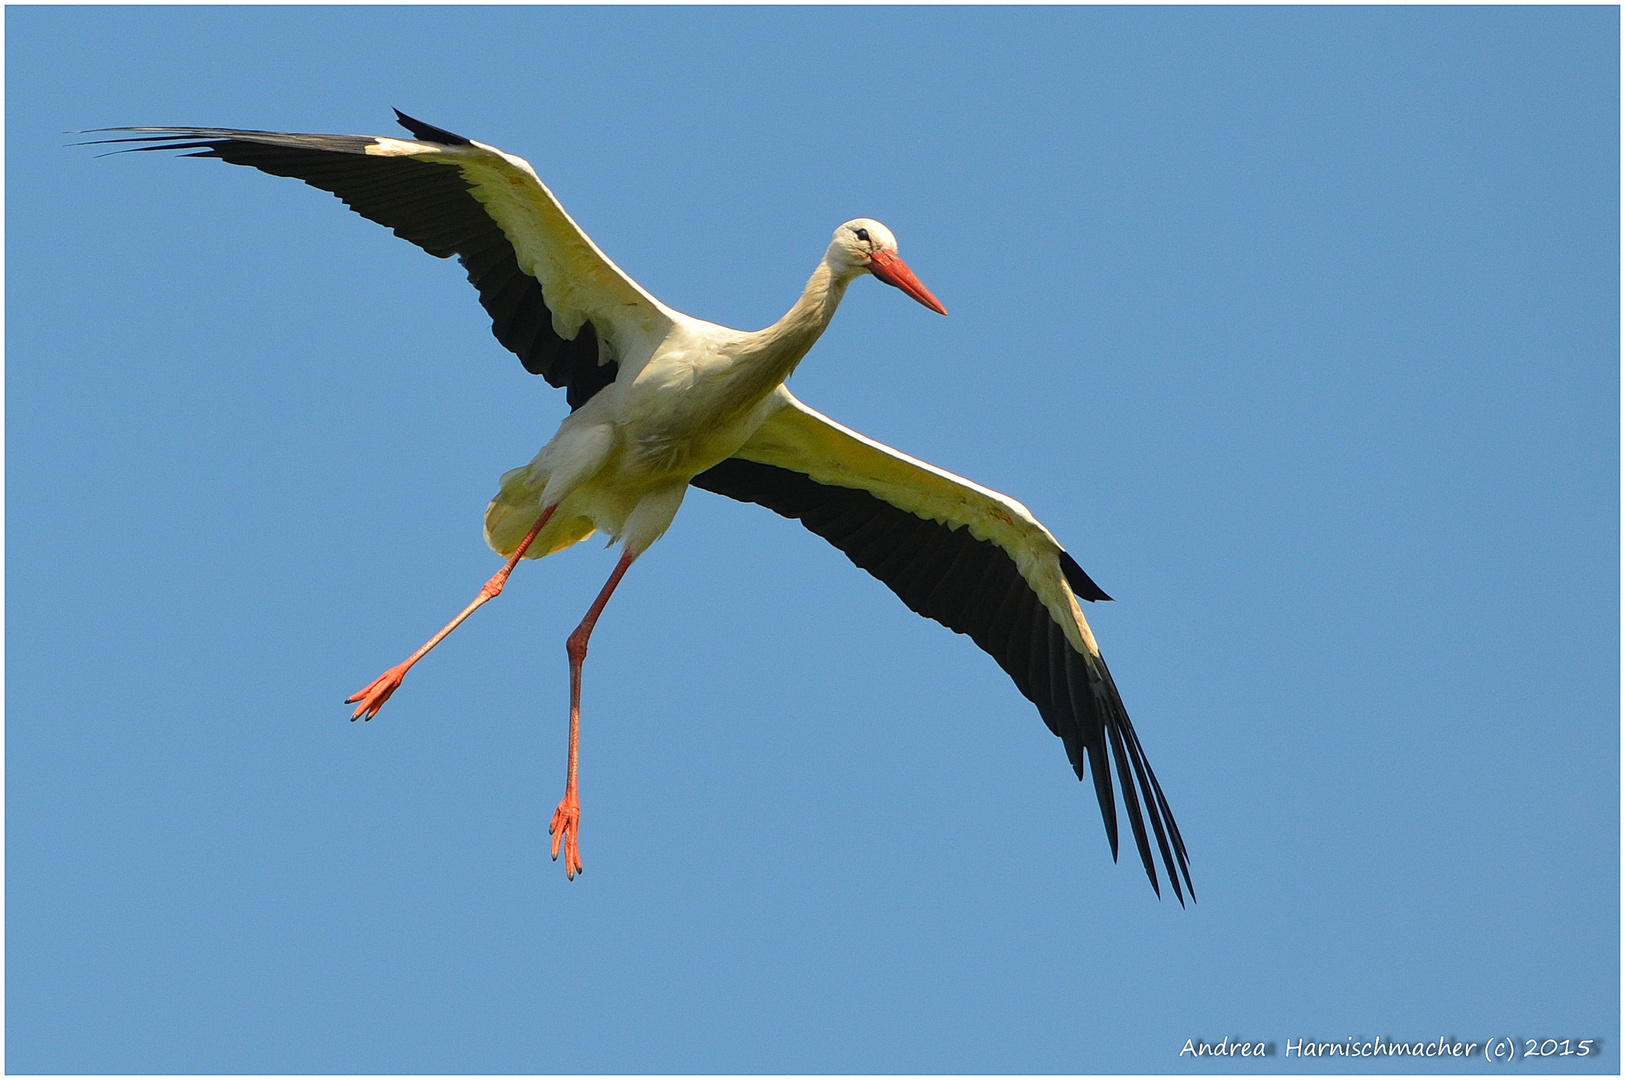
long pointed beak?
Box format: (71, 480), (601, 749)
(867, 249), (948, 315)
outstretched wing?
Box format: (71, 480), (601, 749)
(691, 388), (1192, 902)
(95, 111), (674, 410)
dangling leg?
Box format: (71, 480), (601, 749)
(549, 545), (639, 879)
(346, 504), (558, 720)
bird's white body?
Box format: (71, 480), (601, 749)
(489, 232), (860, 561)
(104, 115), (1189, 899)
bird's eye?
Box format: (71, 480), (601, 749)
(854, 227), (871, 243)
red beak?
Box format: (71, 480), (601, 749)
(867, 249), (948, 315)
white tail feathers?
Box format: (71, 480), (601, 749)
(484, 465), (596, 559)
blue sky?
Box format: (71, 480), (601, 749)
(7, 5), (1618, 1073)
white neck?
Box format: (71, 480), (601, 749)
(720, 253), (857, 407)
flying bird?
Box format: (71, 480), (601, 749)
(98, 112), (1192, 901)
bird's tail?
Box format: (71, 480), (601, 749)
(484, 464), (597, 560)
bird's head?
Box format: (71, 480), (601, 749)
(828, 218), (948, 315)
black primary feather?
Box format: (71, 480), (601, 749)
(393, 109), (471, 146)
(691, 457), (1192, 902)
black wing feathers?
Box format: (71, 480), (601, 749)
(100, 125), (615, 410)
(392, 109), (471, 146)
(1059, 549), (1112, 603)
(692, 457), (1193, 902)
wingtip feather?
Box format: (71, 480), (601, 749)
(1059, 550), (1113, 603)
(392, 109), (471, 146)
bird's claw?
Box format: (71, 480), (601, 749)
(549, 796), (582, 879)
(345, 663), (408, 721)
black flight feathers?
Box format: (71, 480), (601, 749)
(691, 458), (1193, 903)
(91, 116), (615, 411)
(392, 109), (471, 146)
(1059, 548), (1112, 603)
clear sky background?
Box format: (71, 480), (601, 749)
(7, 6), (1618, 1074)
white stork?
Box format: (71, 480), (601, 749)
(100, 112), (1191, 901)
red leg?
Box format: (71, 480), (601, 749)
(549, 546), (638, 879)
(346, 504), (558, 721)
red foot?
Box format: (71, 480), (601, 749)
(549, 795), (582, 879)
(345, 663), (408, 721)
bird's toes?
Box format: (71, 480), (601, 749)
(549, 799), (580, 872)
(562, 833), (583, 879)
(345, 665), (407, 720)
